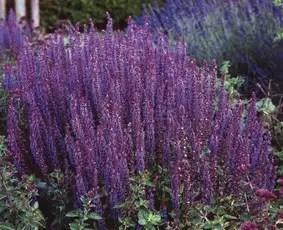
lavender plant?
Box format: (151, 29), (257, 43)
(5, 18), (275, 226)
(139, 0), (283, 85)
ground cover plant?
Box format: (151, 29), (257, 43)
(139, 0), (283, 92)
(3, 16), (279, 228)
(0, 136), (45, 229)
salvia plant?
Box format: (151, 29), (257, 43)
(139, 0), (283, 86)
(5, 17), (275, 227)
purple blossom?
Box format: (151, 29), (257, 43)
(7, 96), (28, 174)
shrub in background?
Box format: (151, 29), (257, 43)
(40, 0), (163, 31)
(5, 19), (275, 227)
(139, 0), (283, 89)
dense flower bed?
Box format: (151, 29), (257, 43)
(4, 18), (275, 226)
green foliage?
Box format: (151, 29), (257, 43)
(219, 61), (231, 77)
(0, 136), (45, 229)
(275, 149), (283, 176)
(253, 176), (283, 228)
(253, 85), (283, 187)
(116, 170), (163, 229)
(254, 91), (283, 148)
(267, 199), (283, 228)
(224, 76), (244, 99)
(274, 0), (283, 43)
(152, 165), (171, 209)
(219, 61), (244, 100)
(273, 28), (283, 42)
(256, 98), (277, 116)
(37, 170), (71, 229)
(168, 196), (246, 229)
(137, 209), (161, 229)
(40, 0), (160, 31)
(66, 194), (102, 230)
(274, 0), (283, 7)
(252, 85), (283, 227)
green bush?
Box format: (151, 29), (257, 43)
(40, 0), (161, 31)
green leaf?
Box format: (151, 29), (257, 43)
(138, 218), (147, 226)
(135, 199), (149, 209)
(0, 206), (6, 214)
(33, 201), (39, 209)
(219, 60), (231, 76)
(0, 195), (7, 200)
(274, 0), (283, 6)
(138, 209), (148, 226)
(148, 213), (161, 225)
(114, 201), (130, 209)
(66, 210), (81, 218)
(36, 182), (48, 190)
(87, 212), (102, 220)
(144, 181), (154, 187)
(69, 223), (81, 230)
(0, 223), (15, 230)
(256, 98), (276, 115)
(223, 214), (238, 220)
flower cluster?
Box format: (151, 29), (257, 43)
(5, 19), (275, 220)
(139, 0), (283, 84)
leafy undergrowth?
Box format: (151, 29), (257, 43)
(0, 136), (45, 230)
(0, 143), (282, 229)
